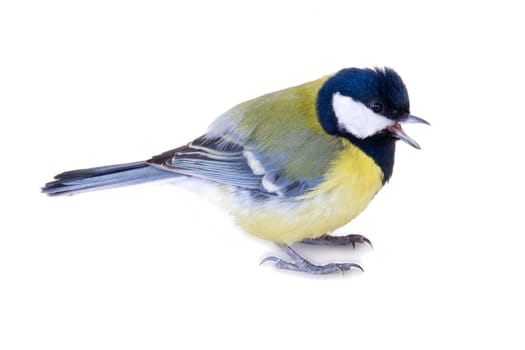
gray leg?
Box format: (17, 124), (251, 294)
(261, 244), (363, 275)
(300, 234), (372, 248)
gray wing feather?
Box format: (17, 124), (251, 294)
(148, 136), (322, 197)
(149, 136), (262, 190)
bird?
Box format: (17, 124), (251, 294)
(42, 67), (429, 275)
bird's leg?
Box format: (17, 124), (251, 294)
(261, 244), (363, 275)
(300, 234), (373, 248)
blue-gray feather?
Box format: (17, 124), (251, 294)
(149, 136), (324, 198)
(149, 136), (263, 190)
(42, 161), (177, 196)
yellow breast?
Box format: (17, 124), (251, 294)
(228, 141), (384, 244)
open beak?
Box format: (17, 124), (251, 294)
(387, 115), (430, 149)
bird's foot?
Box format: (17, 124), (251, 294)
(261, 244), (363, 275)
(300, 234), (372, 249)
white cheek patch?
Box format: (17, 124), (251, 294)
(332, 92), (395, 139)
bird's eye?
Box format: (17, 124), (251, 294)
(369, 100), (384, 113)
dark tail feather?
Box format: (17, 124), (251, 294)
(42, 161), (178, 196)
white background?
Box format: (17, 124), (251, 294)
(1, 1), (524, 349)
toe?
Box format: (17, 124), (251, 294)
(260, 256), (282, 265)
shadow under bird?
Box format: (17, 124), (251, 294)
(42, 67), (429, 275)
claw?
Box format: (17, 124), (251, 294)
(361, 236), (374, 249)
(260, 256), (281, 265)
(346, 263), (364, 273)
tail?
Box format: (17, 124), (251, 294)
(42, 161), (178, 196)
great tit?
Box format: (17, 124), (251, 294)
(42, 67), (428, 275)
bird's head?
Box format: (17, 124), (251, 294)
(317, 67), (429, 149)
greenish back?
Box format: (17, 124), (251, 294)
(209, 76), (344, 182)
